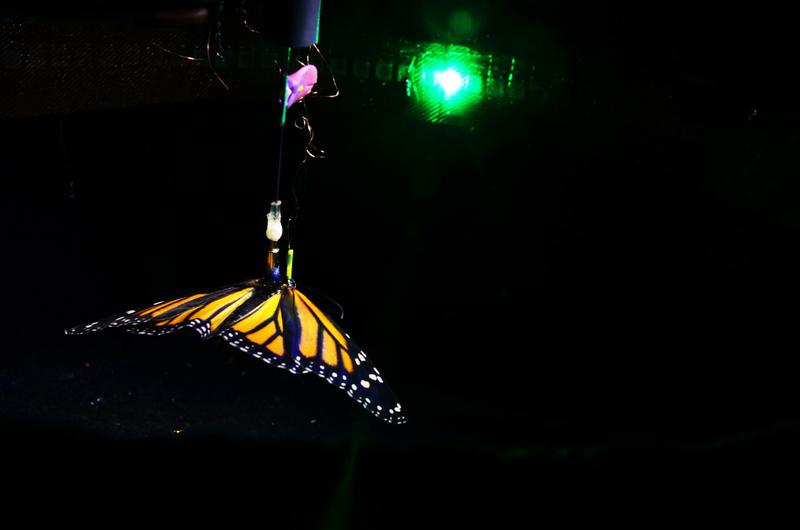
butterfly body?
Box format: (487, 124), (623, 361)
(66, 277), (407, 424)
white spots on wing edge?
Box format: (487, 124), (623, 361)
(212, 329), (410, 425)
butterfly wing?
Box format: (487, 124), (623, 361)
(220, 287), (407, 424)
(66, 281), (406, 424)
(217, 289), (293, 370)
(64, 283), (262, 339)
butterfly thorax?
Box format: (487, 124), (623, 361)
(251, 277), (295, 293)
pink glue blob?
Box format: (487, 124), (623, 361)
(285, 64), (318, 108)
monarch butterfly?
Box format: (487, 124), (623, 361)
(66, 49), (405, 424)
(65, 241), (407, 425)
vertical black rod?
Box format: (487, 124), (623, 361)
(275, 121), (287, 201)
(275, 46), (292, 202)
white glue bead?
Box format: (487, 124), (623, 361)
(266, 200), (283, 242)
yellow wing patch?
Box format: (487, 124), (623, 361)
(161, 306), (196, 326)
(207, 290), (253, 331)
(154, 289), (252, 330)
(295, 291), (347, 347)
(246, 321), (277, 345)
(340, 351), (354, 373)
(229, 292), (285, 356)
(295, 290), (354, 373)
(232, 293), (281, 333)
(266, 337), (285, 356)
(189, 289), (253, 323)
(296, 294), (319, 358)
(321, 331), (337, 366)
(139, 293), (207, 318)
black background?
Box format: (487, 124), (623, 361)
(2, 0), (799, 524)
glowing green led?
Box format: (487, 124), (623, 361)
(407, 43), (484, 123)
(434, 68), (468, 98)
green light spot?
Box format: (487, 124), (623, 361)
(406, 43), (484, 123)
(434, 68), (467, 99)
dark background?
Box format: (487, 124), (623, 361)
(2, 0), (798, 524)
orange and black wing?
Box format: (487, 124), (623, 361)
(220, 287), (407, 424)
(218, 289), (290, 370)
(64, 283), (262, 339)
(66, 282), (406, 424)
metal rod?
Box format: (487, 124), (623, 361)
(274, 46), (292, 202)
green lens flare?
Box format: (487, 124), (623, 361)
(407, 43), (483, 123)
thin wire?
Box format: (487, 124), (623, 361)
(309, 44), (340, 99)
(291, 44), (342, 160)
(296, 281), (345, 320)
(286, 45), (341, 246)
(205, 9), (229, 91)
(149, 41), (204, 62)
(294, 102), (326, 159)
(148, 7), (229, 91)
(287, 154), (309, 247)
(239, 0), (261, 34)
